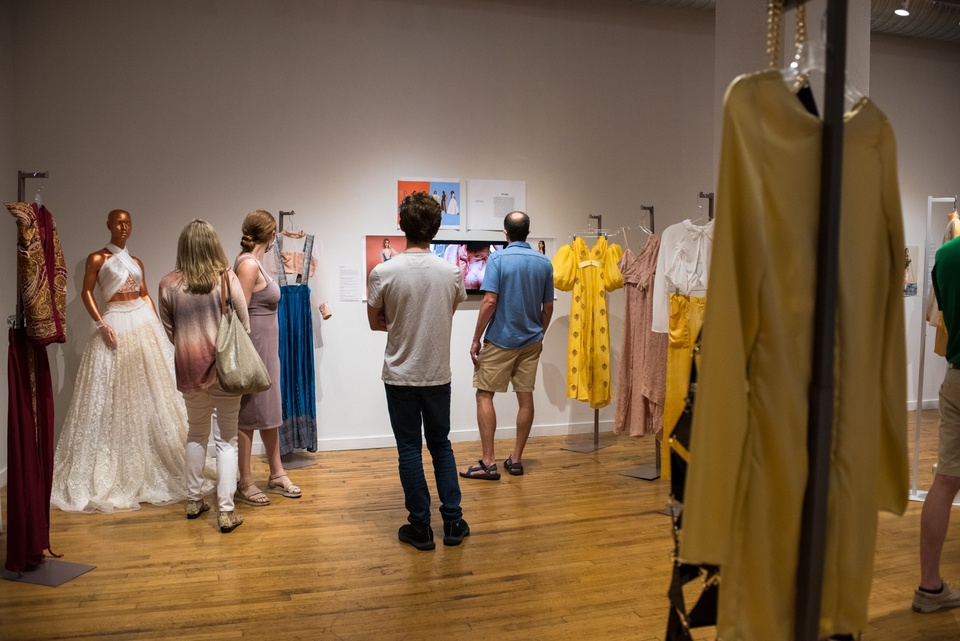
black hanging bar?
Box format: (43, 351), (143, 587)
(278, 209), (295, 232)
(784, 0), (849, 639)
(641, 204), (656, 233)
(17, 171), (48, 203)
(697, 192), (715, 221)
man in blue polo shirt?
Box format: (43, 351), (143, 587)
(460, 211), (553, 480)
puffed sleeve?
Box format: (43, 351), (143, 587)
(552, 244), (577, 291)
(603, 243), (624, 291)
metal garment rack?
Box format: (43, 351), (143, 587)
(620, 204), (665, 481)
(563, 213), (613, 453)
(909, 195), (960, 504)
(783, 0), (850, 639)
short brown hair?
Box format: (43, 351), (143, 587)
(399, 192), (441, 244)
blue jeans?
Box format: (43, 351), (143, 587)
(384, 383), (463, 526)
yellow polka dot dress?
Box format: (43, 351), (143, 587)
(552, 236), (623, 409)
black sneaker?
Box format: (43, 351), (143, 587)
(398, 523), (435, 551)
(443, 519), (470, 546)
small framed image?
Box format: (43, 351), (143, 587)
(904, 244), (919, 297)
(397, 178), (462, 230)
(363, 234), (407, 300)
(528, 236), (557, 260)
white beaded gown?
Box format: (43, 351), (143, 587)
(50, 254), (202, 513)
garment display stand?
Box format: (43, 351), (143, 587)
(563, 213), (613, 453)
(910, 195), (960, 504)
(5, 171), (95, 586)
(620, 205), (664, 481)
(272, 208), (317, 469)
(785, 0), (850, 638)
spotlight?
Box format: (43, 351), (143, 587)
(895, 0), (910, 16)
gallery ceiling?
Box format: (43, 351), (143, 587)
(638, 0), (960, 43)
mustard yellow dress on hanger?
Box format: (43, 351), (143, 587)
(552, 236), (623, 409)
(679, 69), (907, 641)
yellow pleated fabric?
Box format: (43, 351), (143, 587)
(661, 293), (705, 479)
(679, 70), (907, 641)
(552, 236), (624, 409)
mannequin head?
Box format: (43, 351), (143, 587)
(240, 210), (277, 252)
(107, 209), (132, 247)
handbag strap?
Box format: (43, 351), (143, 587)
(220, 270), (232, 315)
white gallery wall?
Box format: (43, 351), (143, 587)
(870, 33), (960, 410)
(2, 1), (958, 485)
(1, 0), (716, 473)
(1, 0), (19, 484)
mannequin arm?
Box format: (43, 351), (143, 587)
(81, 251), (117, 349)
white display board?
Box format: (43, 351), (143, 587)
(466, 179), (526, 231)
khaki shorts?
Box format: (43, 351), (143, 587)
(938, 367), (960, 477)
(473, 340), (543, 393)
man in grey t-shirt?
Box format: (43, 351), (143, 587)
(367, 192), (469, 551)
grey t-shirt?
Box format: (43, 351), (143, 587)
(367, 250), (467, 386)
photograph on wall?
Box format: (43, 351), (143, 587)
(904, 244), (919, 297)
(397, 178), (462, 230)
(465, 179), (526, 231)
(528, 236), (557, 260)
(363, 234), (407, 300)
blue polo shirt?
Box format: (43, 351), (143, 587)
(482, 241), (554, 349)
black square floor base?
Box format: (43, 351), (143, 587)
(2, 558), (95, 587)
(276, 451), (318, 470)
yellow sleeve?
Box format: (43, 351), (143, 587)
(679, 76), (764, 566)
(552, 244), (577, 291)
(877, 117), (908, 516)
(603, 243), (624, 291)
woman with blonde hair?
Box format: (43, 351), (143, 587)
(234, 210), (300, 506)
(158, 219), (248, 533)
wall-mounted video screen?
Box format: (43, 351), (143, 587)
(431, 240), (505, 294)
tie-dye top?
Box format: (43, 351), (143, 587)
(158, 269), (250, 392)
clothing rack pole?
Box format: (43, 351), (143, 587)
(621, 204), (661, 480)
(563, 213), (612, 454)
(786, 0), (848, 639)
(697, 192), (714, 221)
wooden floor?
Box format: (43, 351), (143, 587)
(1, 411), (960, 640)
